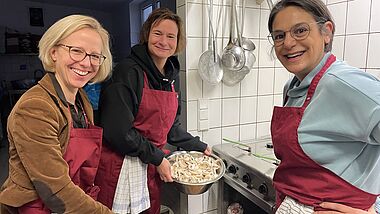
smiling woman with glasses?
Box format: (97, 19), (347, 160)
(266, 0), (380, 214)
(268, 21), (325, 47)
(0, 15), (114, 214)
(57, 44), (106, 66)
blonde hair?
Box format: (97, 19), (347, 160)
(38, 14), (112, 83)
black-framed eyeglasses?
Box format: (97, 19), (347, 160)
(268, 21), (324, 47)
(57, 44), (106, 66)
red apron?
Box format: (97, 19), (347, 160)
(95, 72), (178, 214)
(270, 54), (377, 211)
(18, 119), (103, 213)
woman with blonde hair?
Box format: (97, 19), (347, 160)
(0, 14), (114, 213)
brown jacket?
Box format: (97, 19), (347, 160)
(0, 73), (113, 214)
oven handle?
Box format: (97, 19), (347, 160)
(223, 174), (276, 214)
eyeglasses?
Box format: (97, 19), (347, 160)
(57, 44), (106, 66)
(268, 21), (324, 47)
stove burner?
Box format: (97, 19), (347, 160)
(213, 137), (278, 213)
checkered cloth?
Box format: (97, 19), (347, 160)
(112, 156), (150, 214)
(276, 196), (314, 214)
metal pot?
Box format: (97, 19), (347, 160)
(167, 151), (226, 195)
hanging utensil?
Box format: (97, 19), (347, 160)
(198, 0), (223, 85)
(221, 0), (245, 72)
(267, 0), (274, 10)
(222, 66), (249, 86)
(239, 0), (256, 52)
(239, 0), (256, 70)
(221, 0), (250, 86)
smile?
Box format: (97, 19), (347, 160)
(72, 68), (89, 76)
(155, 45), (170, 51)
(285, 51), (305, 59)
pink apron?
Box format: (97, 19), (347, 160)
(270, 54), (377, 211)
(95, 72), (178, 214)
(18, 110), (103, 213)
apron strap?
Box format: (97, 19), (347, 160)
(301, 55), (336, 110)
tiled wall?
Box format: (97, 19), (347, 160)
(177, 0), (380, 213)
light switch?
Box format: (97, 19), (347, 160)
(198, 120), (209, 131)
(199, 109), (208, 120)
(198, 99), (209, 131)
(198, 98), (209, 110)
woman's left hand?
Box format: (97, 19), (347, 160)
(203, 146), (212, 156)
(314, 202), (376, 214)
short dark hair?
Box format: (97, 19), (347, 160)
(139, 7), (186, 54)
(268, 0), (335, 52)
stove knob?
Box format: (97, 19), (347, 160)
(228, 165), (237, 174)
(242, 174), (251, 184)
(258, 183), (268, 195)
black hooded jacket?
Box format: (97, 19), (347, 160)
(99, 44), (207, 166)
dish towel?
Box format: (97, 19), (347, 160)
(275, 196), (314, 214)
(112, 156), (150, 214)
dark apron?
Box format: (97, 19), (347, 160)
(271, 54), (377, 211)
(18, 120), (103, 213)
(96, 72), (178, 214)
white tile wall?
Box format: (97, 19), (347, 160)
(331, 35), (345, 60)
(346, 0), (370, 35)
(222, 98), (240, 126)
(274, 67), (291, 94)
(367, 34), (380, 68)
(328, 2), (347, 36)
(241, 68), (258, 96)
(370, 0), (380, 32)
(344, 34), (368, 69)
(257, 67), (274, 95)
(240, 123), (256, 140)
(240, 96), (257, 124)
(178, 0), (380, 212)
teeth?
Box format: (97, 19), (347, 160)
(287, 52), (303, 58)
(72, 68), (88, 76)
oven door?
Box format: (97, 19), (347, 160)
(218, 175), (276, 214)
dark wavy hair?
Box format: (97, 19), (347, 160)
(268, 0), (335, 52)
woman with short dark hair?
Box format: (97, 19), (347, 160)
(95, 8), (211, 214)
(268, 0), (379, 213)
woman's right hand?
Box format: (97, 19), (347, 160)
(314, 203), (376, 214)
(157, 158), (173, 182)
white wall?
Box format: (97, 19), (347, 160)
(178, 0), (380, 213)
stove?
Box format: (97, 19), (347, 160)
(212, 137), (278, 213)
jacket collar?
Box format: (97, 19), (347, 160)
(37, 72), (94, 124)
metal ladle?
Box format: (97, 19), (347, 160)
(240, 0), (256, 52)
(222, 3), (250, 87)
(221, 0), (245, 71)
(239, 0), (256, 71)
(198, 0), (223, 84)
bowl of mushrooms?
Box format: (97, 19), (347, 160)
(167, 151), (225, 195)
